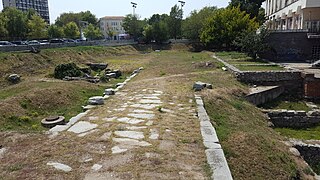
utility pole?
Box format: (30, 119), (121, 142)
(131, 2), (137, 16)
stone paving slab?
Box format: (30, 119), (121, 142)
(206, 149), (233, 180)
(67, 121), (98, 134)
(195, 94), (233, 180)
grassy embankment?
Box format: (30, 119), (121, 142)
(0, 45), (148, 131)
(143, 49), (310, 179)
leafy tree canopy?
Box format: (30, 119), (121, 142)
(64, 22), (80, 39)
(183, 6), (217, 40)
(84, 24), (103, 40)
(27, 14), (48, 39)
(200, 6), (259, 49)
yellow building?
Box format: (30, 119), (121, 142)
(100, 16), (126, 40)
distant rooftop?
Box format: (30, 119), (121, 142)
(100, 16), (125, 20)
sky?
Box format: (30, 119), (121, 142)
(0, 0), (230, 23)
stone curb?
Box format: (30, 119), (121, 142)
(195, 95), (233, 180)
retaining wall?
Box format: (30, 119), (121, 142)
(245, 86), (284, 105)
(261, 32), (320, 62)
(267, 110), (320, 128)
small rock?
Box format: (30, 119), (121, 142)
(105, 73), (117, 78)
(206, 83), (213, 89)
(47, 162), (72, 172)
(91, 164), (103, 171)
(289, 147), (300, 157)
(7, 74), (21, 84)
(88, 96), (104, 105)
(193, 81), (206, 91)
(104, 88), (115, 95)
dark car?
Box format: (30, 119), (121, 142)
(11, 41), (27, 45)
(50, 38), (65, 43)
(63, 38), (76, 43)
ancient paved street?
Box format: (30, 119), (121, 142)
(0, 68), (210, 179)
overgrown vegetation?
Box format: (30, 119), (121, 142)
(54, 63), (83, 79)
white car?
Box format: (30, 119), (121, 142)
(0, 41), (17, 46)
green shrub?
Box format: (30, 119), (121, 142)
(54, 63), (83, 79)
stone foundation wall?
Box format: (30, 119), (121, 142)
(292, 141), (320, 174)
(236, 71), (303, 94)
(245, 86), (284, 105)
(267, 110), (320, 128)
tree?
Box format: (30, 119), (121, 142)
(143, 20), (169, 44)
(234, 27), (269, 60)
(0, 13), (8, 39)
(79, 11), (98, 26)
(2, 7), (28, 40)
(106, 29), (115, 40)
(84, 24), (103, 40)
(123, 14), (145, 40)
(64, 22), (80, 39)
(167, 5), (183, 39)
(229, 0), (264, 20)
(55, 12), (80, 27)
(182, 6), (217, 40)
(55, 11), (98, 27)
(27, 14), (48, 39)
(48, 25), (64, 38)
(200, 6), (258, 49)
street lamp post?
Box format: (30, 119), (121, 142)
(131, 2), (137, 16)
(178, 1), (185, 8)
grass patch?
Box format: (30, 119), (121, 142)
(275, 125), (320, 140)
(259, 95), (311, 111)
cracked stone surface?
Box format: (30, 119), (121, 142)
(67, 121), (98, 134)
(114, 131), (144, 140)
(127, 113), (155, 119)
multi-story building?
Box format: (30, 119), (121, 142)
(99, 16), (126, 40)
(266, 0), (320, 32)
(2, 0), (50, 24)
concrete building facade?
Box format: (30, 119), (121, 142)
(2, 0), (50, 23)
(263, 0), (320, 62)
(99, 16), (126, 40)
(266, 0), (320, 32)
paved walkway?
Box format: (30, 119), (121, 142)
(0, 71), (209, 179)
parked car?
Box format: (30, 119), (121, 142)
(39, 40), (49, 45)
(27, 40), (40, 45)
(11, 41), (27, 45)
(49, 38), (64, 44)
(63, 38), (76, 43)
(0, 41), (17, 46)
(75, 39), (86, 43)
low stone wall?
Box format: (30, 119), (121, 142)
(245, 86), (284, 105)
(236, 71), (302, 84)
(292, 140), (320, 175)
(0, 40), (136, 52)
(267, 110), (320, 128)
